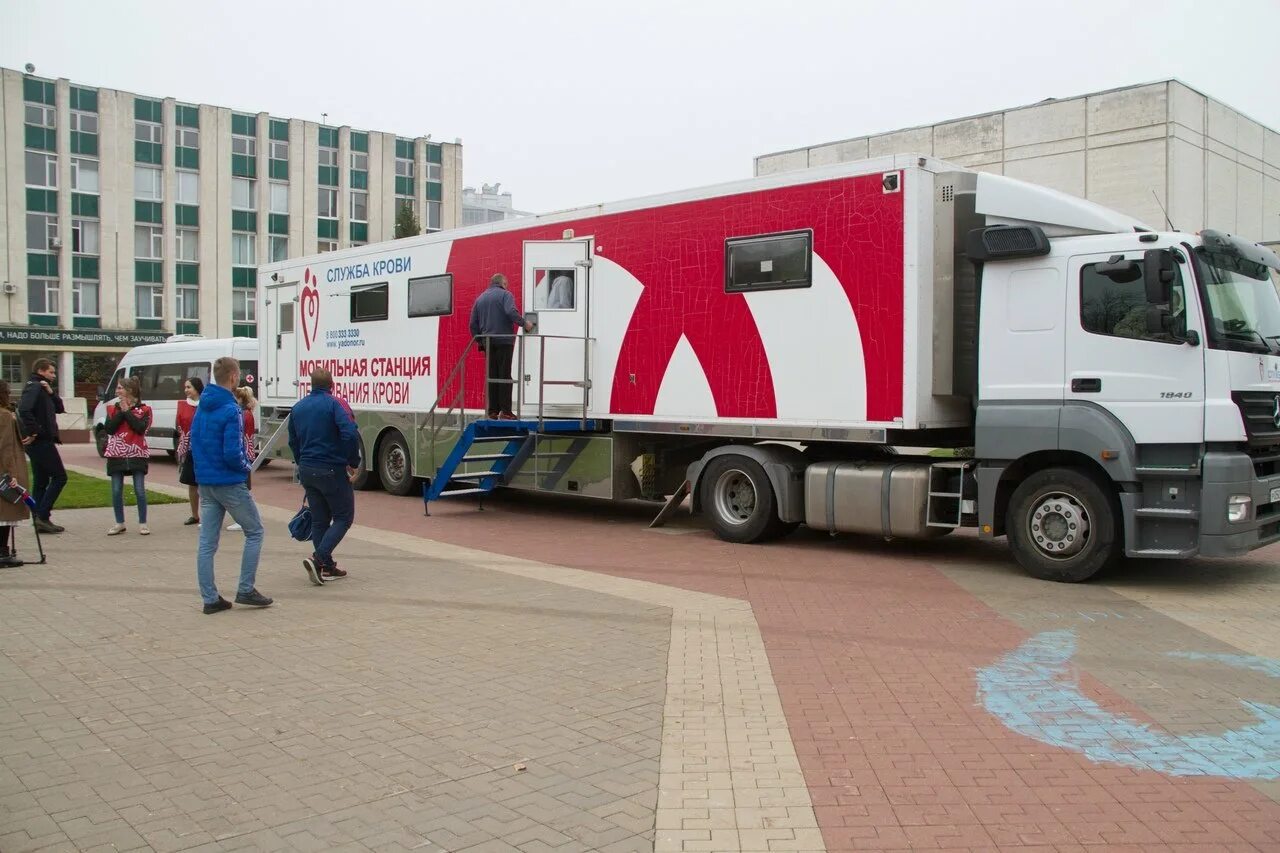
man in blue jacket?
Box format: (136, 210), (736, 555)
(469, 273), (533, 419)
(288, 368), (360, 586)
(190, 357), (272, 614)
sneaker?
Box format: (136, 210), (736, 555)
(303, 556), (325, 586)
(139, 525), (151, 536)
(202, 597), (232, 615)
(498, 411), (519, 420)
(184, 516), (200, 526)
(320, 565), (348, 580)
(0, 555), (23, 568)
(235, 589), (273, 607)
(34, 518), (63, 534)
(226, 523), (242, 531)
(106, 524), (126, 536)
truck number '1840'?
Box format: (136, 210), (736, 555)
(1159, 391), (1194, 399)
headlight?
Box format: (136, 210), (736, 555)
(1227, 495), (1252, 523)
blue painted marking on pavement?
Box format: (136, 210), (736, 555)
(976, 630), (1280, 780)
(1167, 651), (1280, 680)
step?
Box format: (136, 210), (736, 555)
(460, 453), (515, 463)
(449, 471), (503, 481)
(436, 487), (489, 498)
(1135, 465), (1199, 477)
(470, 435), (527, 443)
(1134, 507), (1199, 520)
(1126, 547), (1198, 559)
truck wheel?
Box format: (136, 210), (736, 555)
(700, 455), (785, 543)
(351, 436), (379, 491)
(1007, 468), (1120, 582)
(377, 431), (416, 497)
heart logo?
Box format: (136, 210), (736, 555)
(300, 268), (320, 351)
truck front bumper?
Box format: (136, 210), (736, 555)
(1198, 451), (1280, 557)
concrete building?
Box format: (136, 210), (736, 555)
(462, 182), (531, 226)
(0, 66), (464, 395)
(755, 81), (1280, 249)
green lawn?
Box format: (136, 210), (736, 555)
(44, 469), (185, 510)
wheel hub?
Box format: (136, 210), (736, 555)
(712, 469), (757, 525)
(386, 446), (406, 482)
(1029, 492), (1089, 559)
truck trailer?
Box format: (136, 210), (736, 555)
(256, 154), (1280, 581)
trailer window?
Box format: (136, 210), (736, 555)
(725, 231), (812, 293)
(350, 282), (389, 322)
(533, 268), (576, 310)
(407, 274), (453, 318)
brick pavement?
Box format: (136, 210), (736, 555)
(32, 446), (1280, 851)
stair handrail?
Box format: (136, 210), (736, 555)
(516, 333), (594, 431)
(425, 335), (480, 443)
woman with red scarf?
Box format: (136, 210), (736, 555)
(104, 376), (152, 536)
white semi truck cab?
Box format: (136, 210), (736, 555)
(964, 221), (1280, 579)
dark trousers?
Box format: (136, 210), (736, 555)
(25, 441), (66, 522)
(486, 343), (515, 415)
(298, 464), (355, 568)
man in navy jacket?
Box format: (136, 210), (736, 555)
(190, 357), (272, 614)
(288, 368), (359, 586)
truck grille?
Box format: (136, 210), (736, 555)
(1231, 391), (1280, 447)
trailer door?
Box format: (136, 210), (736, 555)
(521, 240), (591, 418)
(265, 281), (299, 401)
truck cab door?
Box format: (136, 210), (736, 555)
(1064, 251), (1205, 445)
(520, 240), (592, 419)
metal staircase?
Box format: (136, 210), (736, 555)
(422, 333), (594, 513)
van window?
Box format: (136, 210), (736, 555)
(135, 361), (211, 401)
(105, 368), (124, 398)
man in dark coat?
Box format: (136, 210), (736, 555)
(18, 358), (66, 534)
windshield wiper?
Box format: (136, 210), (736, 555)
(1221, 328), (1277, 353)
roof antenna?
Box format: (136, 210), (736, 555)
(1151, 190), (1176, 231)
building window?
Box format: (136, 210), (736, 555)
(318, 188), (338, 218)
(136, 285), (164, 320)
(26, 213), (58, 252)
(134, 225), (163, 259)
(233, 289), (257, 323)
(395, 158), (414, 178)
(318, 240), (338, 253)
(28, 278), (59, 316)
(269, 236), (288, 262)
(427, 163), (442, 181)
(1080, 259), (1187, 343)
(396, 196), (416, 218)
(724, 230), (813, 293)
(72, 280), (99, 317)
(232, 232), (256, 266)
(135, 121), (162, 144)
(426, 200), (442, 232)
(25, 151), (57, 188)
(176, 228), (199, 262)
(269, 182), (288, 214)
(176, 285), (199, 321)
(0, 355), (23, 385)
(134, 165), (162, 200)
(232, 135), (256, 157)
(319, 147), (338, 167)
(350, 283), (388, 322)
(350, 152), (368, 171)
(69, 111), (97, 134)
(350, 191), (368, 222)
(175, 126), (199, 148)
(176, 170), (199, 204)
(25, 104), (55, 128)
(72, 219), (100, 255)
(231, 177), (255, 210)
(70, 157), (99, 193)
(408, 274), (453, 318)
(269, 140), (288, 160)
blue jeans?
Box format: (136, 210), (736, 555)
(25, 441), (66, 522)
(110, 471), (147, 524)
(298, 464), (355, 568)
(196, 483), (264, 605)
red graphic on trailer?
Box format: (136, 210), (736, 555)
(440, 172), (905, 420)
(300, 268), (320, 352)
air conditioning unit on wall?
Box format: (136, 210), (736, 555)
(1, 283), (17, 295)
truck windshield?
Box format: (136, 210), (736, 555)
(1195, 246), (1280, 354)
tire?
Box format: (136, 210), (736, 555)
(699, 455), (787, 544)
(377, 430), (416, 497)
(351, 435), (380, 491)
(1007, 467), (1120, 582)
(94, 429), (107, 458)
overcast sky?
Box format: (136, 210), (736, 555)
(4, 0), (1278, 214)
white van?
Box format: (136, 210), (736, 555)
(92, 336), (259, 457)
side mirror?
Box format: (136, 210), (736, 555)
(1144, 249), (1176, 304)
